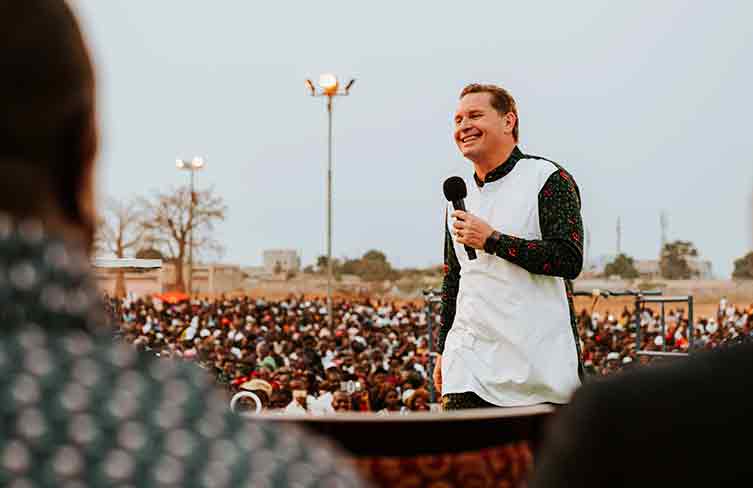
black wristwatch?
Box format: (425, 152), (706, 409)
(483, 230), (502, 254)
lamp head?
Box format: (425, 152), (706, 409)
(191, 157), (205, 169)
(318, 73), (338, 96)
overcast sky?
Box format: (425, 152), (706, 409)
(74, 0), (753, 277)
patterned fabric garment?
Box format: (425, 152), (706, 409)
(442, 392), (499, 410)
(0, 219), (365, 487)
(353, 442), (533, 487)
(438, 146), (584, 377)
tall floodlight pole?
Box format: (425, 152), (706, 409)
(305, 74), (355, 328)
(176, 156), (205, 295)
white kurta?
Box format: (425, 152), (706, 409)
(442, 158), (581, 406)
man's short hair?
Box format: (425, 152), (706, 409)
(460, 83), (519, 142)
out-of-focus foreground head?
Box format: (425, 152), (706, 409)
(0, 0), (97, 247)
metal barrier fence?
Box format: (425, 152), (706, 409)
(573, 289), (694, 359)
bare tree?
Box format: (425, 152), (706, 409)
(95, 197), (148, 297)
(140, 186), (227, 292)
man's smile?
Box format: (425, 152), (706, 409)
(460, 130), (482, 145)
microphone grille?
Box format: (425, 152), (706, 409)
(443, 176), (467, 201)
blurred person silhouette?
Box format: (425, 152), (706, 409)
(530, 343), (753, 487)
(0, 1), (364, 486)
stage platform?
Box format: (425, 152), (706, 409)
(257, 405), (556, 486)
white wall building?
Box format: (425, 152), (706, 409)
(262, 249), (301, 274)
(95, 262), (246, 296)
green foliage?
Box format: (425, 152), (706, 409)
(316, 255), (341, 273)
(603, 253), (639, 279)
(342, 249), (395, 282)
(732, 251), (753, 279)
(659, 240), (699, 280)
(314, 251), (444, 286)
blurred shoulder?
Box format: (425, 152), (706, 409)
(574, 343), (753, 414)
(1, 326), (365, 487)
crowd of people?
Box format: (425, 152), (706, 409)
(107, 295), (437, 415)
(107, 293), (753, 413)
(578, 296), (753, 376)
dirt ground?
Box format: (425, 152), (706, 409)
(227, 287), (735, 318)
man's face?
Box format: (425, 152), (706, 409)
(385, 390), (400, 408)
(412, 395), (429, 411)
(326, 369), (341, 382)
(454, 92), (510, 162)
(332, 392), (352, 412)
(293, 390), (307, 407)
(270, 391), (288, 409)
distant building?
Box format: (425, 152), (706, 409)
(94, 267), (165, 297)
(241, 266), (267, 278)
(262, 249), (301, 275)
(190, 264), (246, 295)
(95, 262), (245, 296)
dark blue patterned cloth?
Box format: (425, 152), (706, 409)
(0, 219), (366, 487)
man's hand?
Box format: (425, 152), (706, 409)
(433, 354), (442, 396)
(452, 210), (494, 250)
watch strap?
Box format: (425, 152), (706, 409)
(483, 230), (502, 254)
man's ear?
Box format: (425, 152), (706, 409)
(504, 112), (517, 135)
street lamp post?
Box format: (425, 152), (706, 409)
(176, 156), (205, 295)
(305, 74), (355, 328)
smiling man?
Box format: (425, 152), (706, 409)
(434, 83), (584, 410)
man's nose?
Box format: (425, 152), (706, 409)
(458, 118), (472, 131)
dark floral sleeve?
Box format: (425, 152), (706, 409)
(438, 216), (461, 354)
(490, 169), (584, 280)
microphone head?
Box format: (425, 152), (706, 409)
(443, 176), (467, 201)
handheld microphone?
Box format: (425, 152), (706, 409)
(443, 176), (477, 260)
